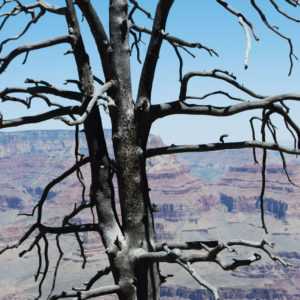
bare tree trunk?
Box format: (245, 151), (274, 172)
(2, 1), (300, 299)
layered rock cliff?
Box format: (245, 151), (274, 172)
(0, 130), (299, 299)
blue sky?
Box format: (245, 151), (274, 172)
(1, 0), (300, 145)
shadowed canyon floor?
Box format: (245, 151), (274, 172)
(0, 130), (299, 299)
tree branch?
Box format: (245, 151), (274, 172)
(216, 0), (259, 41)
(137, 238), (287, 300)
(0, 85), (82, 102)
(155, 241), (219, 251)
(47, 235), (64, 299)
(131, 23), (218, 57)
(178, 69), (265, 101)
(186, 91), (245, 102)
(250, 0), (298, 75)
(238, 16), (251, 69)
(128, 0), (152, 21)
(146, 140), (300, 157)
(140, 239), (290, 267)
(136, 0), (174, 107)
(0, 35), (73, 73)
(0, 105), (81, 128)
(75, 0), (113, 81)
(81, 267), (111, 291)
(0, 8), (45, 52)
(164, 244), (220, 300)
(269, 0), (300, 22)
(55, 80), (115, 125)
(39, 224), (100, 234)
(0, 0), (66, 18)
(50, 285), (121, 300)
(216, 253), (261, 270)
(150, 92), (300, 120)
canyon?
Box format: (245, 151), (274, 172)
(0, 130), (299, 299)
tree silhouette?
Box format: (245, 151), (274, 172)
(0, 1), (300, 299)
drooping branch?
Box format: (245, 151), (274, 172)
(250, 0), (298, 75)
(129, 29), (142, 64)
(74, 125), (86, 204)
(239, 16), (251, 69)
(260, 110), (268, 234)
(216, 0), (260, 41)
(163, 244), (220, 300)
(0, 221), (100, 299)
(146, 140), (300, 157)
(36, 235), (49, 300)
(0, 35), (74, 73)
(269, 0), (300, 22)
(259, 105), (300, 188)
(216, 0), (260, 69)
(47, 235), (64, 299)
(74, 231), (87, 269)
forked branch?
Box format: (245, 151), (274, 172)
(137, 238), (290, 299)
(55, 80), (115, 126)
(250, 0), (298, 75)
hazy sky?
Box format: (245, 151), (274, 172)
(1, 0), (300, 145)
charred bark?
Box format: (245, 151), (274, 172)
(1, 1), (300, 300)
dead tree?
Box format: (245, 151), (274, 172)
(0, 1), (300, 299)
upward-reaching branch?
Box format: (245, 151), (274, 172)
(75, 0), (114, 81)
(65, 0), (123, 250)
(136, 0), (174, 107)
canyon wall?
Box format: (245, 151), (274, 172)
(0, 130), (299, 299)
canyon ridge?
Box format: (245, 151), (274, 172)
(0, 130), (299, 299)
